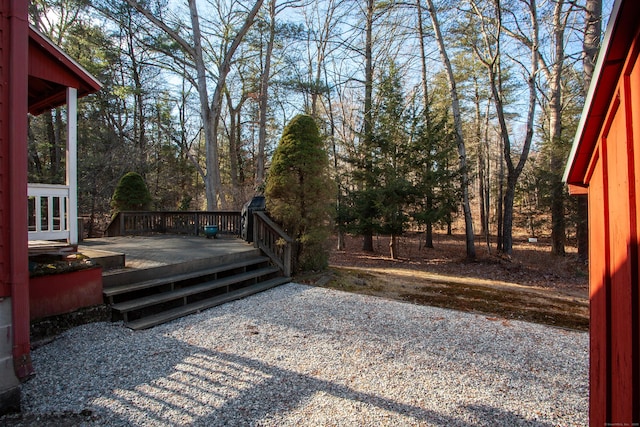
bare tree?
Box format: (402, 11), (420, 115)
(123, 0), (264, 209)
(255, 0), (277, 186)
(468, 0), (538, 255)
(424, 0), (476, 259)
(362, 0), (375, 252)
(539, 0), (576, 256)
(576, 0), (602, 261)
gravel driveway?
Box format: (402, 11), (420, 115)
(14, 283), (587, 426)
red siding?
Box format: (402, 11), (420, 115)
(633, 39), (640, 427)
(0, 1), (9, 297)
(586, 28), (640, 426)
(606, 93), (633, 424)
(0, 0), (32, 380)
(588, 147), (607, 424)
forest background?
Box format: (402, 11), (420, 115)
(27, 0), (610, 261)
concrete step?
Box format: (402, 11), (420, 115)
(80, 248), (125, 270)
(111, 266), (280, 316)
(125, 277), (291, 330)
(103, 256), (270, 303)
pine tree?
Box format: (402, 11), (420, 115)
(347, 61), (413, 259)
(409, 95), (459, 248)
(111, 172), (153, 214)
(265, 115), (333, 272)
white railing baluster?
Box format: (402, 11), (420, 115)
(28, 184), (71, 242)
(47, 195), (54, 231)
(34, 194), (42, 233)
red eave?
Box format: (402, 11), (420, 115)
(563, 0), (640, 186)
(28, 26), (102, 115)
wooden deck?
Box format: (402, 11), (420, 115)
(76, 235), (288, 330)
(78, 235), (256, 271)
(28, 240), (77, 256)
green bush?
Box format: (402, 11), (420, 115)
(111, 172), (152, 213)
(266, 115), (334, 272)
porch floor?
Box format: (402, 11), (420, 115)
(78, 235), (255, 271)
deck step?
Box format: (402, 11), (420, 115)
(111, 266), (280, 314)
(125, 277), (290, 330)
(104, 248), (290, 329)
(104, 256), (270, 300)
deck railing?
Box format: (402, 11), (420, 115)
(253, 211), (293, 277)
(104, 211), (242, 237)
(104, 209), (293, 277)
(28, 184), (73, 242)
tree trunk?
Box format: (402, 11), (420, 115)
(363, 232), (373, 252)
(362, 0), (374, 253)
(548, 0), (567, 256)
(583, 0), (602, 88)
(551, 180), (566, 255)
(425, 0), (475, 259)
(483, 99), (491, 252)
(476, 78), (486, 237)
(502, 176), (517, 255)
(496, 140), (504, 253)
(474, 0), (537, 255)
(187, 0), (219, 209)
(390, 234), (398, 259)
(209, 0), (263, 209)
(323, 59), (344, 252)
(225, 90), (241, 203)
(125, 8), (147, 172)
(577, 0), (602, 262)
(256, 0), (276, 186)
(417, 0), (434, 250)
(425, 194), (434, 248)
(45, 110), (59, 180)
(425, 223), (433, 249)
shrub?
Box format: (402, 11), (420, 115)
(111, 172), (152, 213)
(266, 115), (334, 272)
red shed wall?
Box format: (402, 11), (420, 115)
(0, 0), (32, 395)
(586, 28), (640, 426)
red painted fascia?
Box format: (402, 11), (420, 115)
(564, 0), (640, 185)
(28, 27), (102, 115)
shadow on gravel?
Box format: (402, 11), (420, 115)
(83, 343), (549, 426)
(204, 351), (558, 427)
(4, 328), (555, 426)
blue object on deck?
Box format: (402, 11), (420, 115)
(204, 225), (219, 239)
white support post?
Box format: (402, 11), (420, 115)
(66, 87), (78, 245)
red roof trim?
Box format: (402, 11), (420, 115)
(28, 26), (102, 115)
(563, 0), (640, 185)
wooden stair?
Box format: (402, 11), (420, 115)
(103, 252), (289, 330)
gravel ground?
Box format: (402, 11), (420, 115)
(10, 283), (587, 426)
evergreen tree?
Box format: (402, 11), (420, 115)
(265, 115), (333, 272)
(372, 62), (413, 258)
(409, 95), (459, 248)
(347, 61), (413, 258)
(111, 172), (153, 214)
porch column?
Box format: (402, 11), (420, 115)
(66, 87), (78, 245)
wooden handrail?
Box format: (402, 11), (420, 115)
(104, 211), (242, 237)
(253, 211), (293, 277)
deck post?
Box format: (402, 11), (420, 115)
(66, 87), (78, 245)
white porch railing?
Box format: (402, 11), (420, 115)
(27, 87), (79, 245)
(28, 183), (76, 243)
